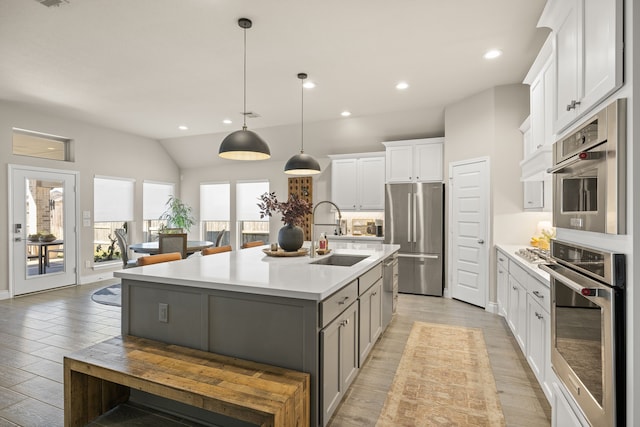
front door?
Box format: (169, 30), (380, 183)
(10, 165), (78, 296)
(449, 158), (489, 308)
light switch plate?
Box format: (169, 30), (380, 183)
(159, 303), (168, 323)
(83, 210), (91, 219)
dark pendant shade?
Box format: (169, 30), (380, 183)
(219, 128), (271, 161)
(284, 151), (321, 175)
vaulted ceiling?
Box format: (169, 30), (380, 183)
(0, 0), (548, 168)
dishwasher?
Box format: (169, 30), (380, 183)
(382, 253), (398, 329)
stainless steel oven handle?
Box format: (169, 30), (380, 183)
(539, 264), (602, 297)
(547, 151), (602, 174)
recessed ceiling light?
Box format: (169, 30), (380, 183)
(303, 81), (316, 89)
(178, 125), (188, 130)
(223, 119), (232, 124)
(341, 111), (351, 117)
(395, 82), (409, 90)
(483, 49), (502, 59)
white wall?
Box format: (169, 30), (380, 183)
(443, 84), (551, 303)
(0, 101), (180, 293)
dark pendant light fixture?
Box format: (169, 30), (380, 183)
(219, 18), (271, 161)
(284, 73), (321, 175)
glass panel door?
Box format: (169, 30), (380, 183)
(11, 166), (77, 295)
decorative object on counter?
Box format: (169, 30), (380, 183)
(316, 248), (331, 255)
(262, 248), (308, 257)
(378, 321), (505, 426)
(218, 18), (270, 161)
(284, 72), (321, 175)
(159, 196), (195, 233)
(258, 192), (312, 252)
(530, 221), (555, 250)
(287, 177), (313, 240)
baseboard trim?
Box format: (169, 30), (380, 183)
(485, 301), (499, 314)
(80, 272), (116, 285)
(0, 290), (10, 300)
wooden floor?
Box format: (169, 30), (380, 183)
(0, 281), (550, 427)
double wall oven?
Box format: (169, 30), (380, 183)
(544, 98), (627, 427)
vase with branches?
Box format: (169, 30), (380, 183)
(258, 192), (312, 251)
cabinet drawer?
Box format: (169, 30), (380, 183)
(321, 280), (358, 328)
(496, 249), (509, 270)
(358, 263), (382, 295)
(528, 276), (550, 313)
(509, 260), (530, 291)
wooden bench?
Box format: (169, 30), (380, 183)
(63, 335), (310, 427)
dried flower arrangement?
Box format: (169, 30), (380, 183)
(257, 192), (312, 226)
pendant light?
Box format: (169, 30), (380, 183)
(219, 18), (271, 161)
(284, 73), (321, 175)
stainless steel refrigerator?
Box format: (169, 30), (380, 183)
(384, 183), (444, 296)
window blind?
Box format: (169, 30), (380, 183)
(236, 181), (268, 221)
(200, 183), (230, 221)
(143, 181), (175, 220)
(94, 176), (134, 222)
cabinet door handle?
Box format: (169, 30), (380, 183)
(533, 290), (544, 299)
(512, 286), (517, 290)
(338, 296), (349, 305)
(566, 100), (581, 111)
(499, 257), (504, 262)
(535, 312), (543, 320)
(372, 291), (377, 296)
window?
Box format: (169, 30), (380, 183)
(236, 181), (269, 246)
(93, 176), (134, 264)
(12, 128), (72, 161)
(143, 181), (174, 242)
(200, 182), (230, 246)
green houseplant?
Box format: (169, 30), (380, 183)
(258, 192), (312, 251)
(159, 196), (196, 233)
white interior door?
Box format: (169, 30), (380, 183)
(10, 165), (78, 296)
(449, 158), (489, 308)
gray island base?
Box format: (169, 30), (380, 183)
(115, 242), (400, 427)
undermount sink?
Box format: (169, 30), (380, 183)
(310, 254), (369, 267)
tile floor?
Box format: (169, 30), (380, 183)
(0, 280), (551, 426)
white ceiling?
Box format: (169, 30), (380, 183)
(0, 0), (548, 168)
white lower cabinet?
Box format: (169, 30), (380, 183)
(507, 275), (527, 351)
(496, 250), (509, 317)
(552, 382), (590, 427)
(526, 293), (550, 398)
(321, 301), (359, 423)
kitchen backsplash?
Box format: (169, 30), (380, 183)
(333, 211), (384, 236)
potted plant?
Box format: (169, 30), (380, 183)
(159, 196), (196, 233)
(258, 192), (312, 251)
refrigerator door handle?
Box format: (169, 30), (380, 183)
(397, 253), (439, 259)
(407, 193), (412, 243)
(413, 193), (417, 243)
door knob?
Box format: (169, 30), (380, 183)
(477, 239), (484, 244)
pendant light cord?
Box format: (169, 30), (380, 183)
(300, 76), (304, 153)
(242, 25), (247, 130)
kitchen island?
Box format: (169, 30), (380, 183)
(114, 241), (400, 427)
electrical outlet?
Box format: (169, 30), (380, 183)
(85, 260), (91, 268)
(158, 303), (168, 323)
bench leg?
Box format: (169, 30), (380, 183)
(64, 365), (129, 427)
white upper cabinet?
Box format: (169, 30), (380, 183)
(383, 138), (444, 183)
(329, 153), (385, 211)
(539, 0), (623, 132)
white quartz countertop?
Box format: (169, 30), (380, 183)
(114, 241), (400, 301)
(495, 244), (550, 283)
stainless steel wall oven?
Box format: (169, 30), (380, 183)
(548, 98), (626, 234)
(540, 240), (625, 427)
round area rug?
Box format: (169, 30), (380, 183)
(91, 283), (121, 307)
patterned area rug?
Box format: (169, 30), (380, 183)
(377, 322), (505, 427)
(91, 283), (121, 307)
